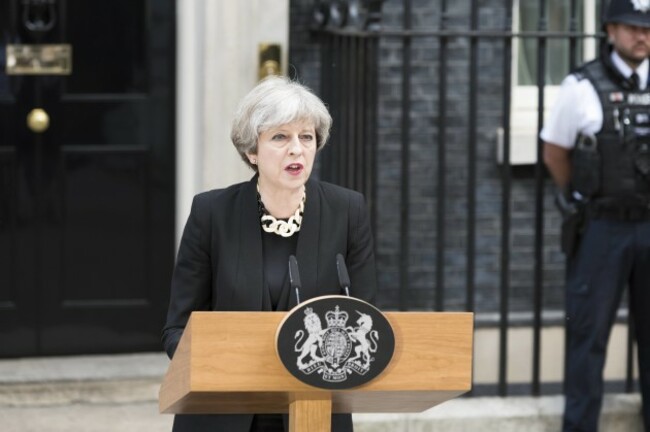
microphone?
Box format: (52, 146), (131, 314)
(336, 253), (351, 297)
(288, 255), (302, 304)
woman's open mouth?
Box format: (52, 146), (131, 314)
(285, 163), (304, 175)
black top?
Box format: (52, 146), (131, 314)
(164, 176), (375, 432)
(261, 229), (298, 310)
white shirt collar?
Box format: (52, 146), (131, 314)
(610, 51), (649, 90)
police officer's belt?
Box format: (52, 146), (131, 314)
(586, 197), (650, 221)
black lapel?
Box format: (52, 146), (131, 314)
(235, 176), (264, 310)
(293, 178), (320, 306)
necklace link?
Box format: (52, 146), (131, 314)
(257, 183), (305, 237)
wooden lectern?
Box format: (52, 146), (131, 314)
(159, 311), (473, 431)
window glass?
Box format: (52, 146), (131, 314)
(518, 0), (586, 85)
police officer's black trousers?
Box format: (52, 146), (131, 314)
(563, 219), (650, 432)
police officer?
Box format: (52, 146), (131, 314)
(542, 0), (650, 430)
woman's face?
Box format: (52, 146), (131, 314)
(248, 119), (317, 193)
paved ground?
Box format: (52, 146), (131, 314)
(2, 402), (173, 432)
(2, 394), (644, 432)
(0, 353), (644, 432)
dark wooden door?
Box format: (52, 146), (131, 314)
(0, 0), (175, 357)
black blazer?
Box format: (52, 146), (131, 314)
(162, 176), (377, 432)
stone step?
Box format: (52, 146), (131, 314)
(0, 353), (167, 407)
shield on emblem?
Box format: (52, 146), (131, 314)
(322, 327), (351, 365)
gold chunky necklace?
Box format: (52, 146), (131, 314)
(257, 184), (305, 237)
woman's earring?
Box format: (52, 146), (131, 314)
(251, 159), (257, 165)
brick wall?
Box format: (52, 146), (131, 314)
(289, 0), (568, 317)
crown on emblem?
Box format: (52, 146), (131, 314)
(304, 307), (314, 316)
(325, 306), (349, 328)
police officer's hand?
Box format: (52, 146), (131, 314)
(554, 188), (579, 220)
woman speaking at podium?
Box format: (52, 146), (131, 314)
(162, 76), (377, 432)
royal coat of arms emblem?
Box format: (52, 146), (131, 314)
(276, 295), (395, 390)
(294, 306), (379, 382)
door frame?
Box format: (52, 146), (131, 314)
(175, 0), (290, 245)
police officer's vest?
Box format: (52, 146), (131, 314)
(572, 58), (650, 200)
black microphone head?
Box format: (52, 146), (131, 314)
(288, 255), (302, 289)
(336, 253), (351, 290)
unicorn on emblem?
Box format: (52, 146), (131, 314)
(347, 311), (379, 368)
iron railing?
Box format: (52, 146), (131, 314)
(309, 0), (636, 397)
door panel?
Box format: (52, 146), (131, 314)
(64, 1), (147, 95)
(0, 0), (175, 357)
(0, 66), (38, 357)
(60, 102), (148, 145)
(0, 153), (18, 308)
(56, 152), (148, 301)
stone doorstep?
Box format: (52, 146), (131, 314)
(0, 378), (162, 407)
(0, 353), (169, 384)
(0, 352), (168, 407)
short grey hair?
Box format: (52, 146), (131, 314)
(230, 76), (332, 171)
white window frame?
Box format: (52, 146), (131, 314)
(498, 0), (599, 164)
